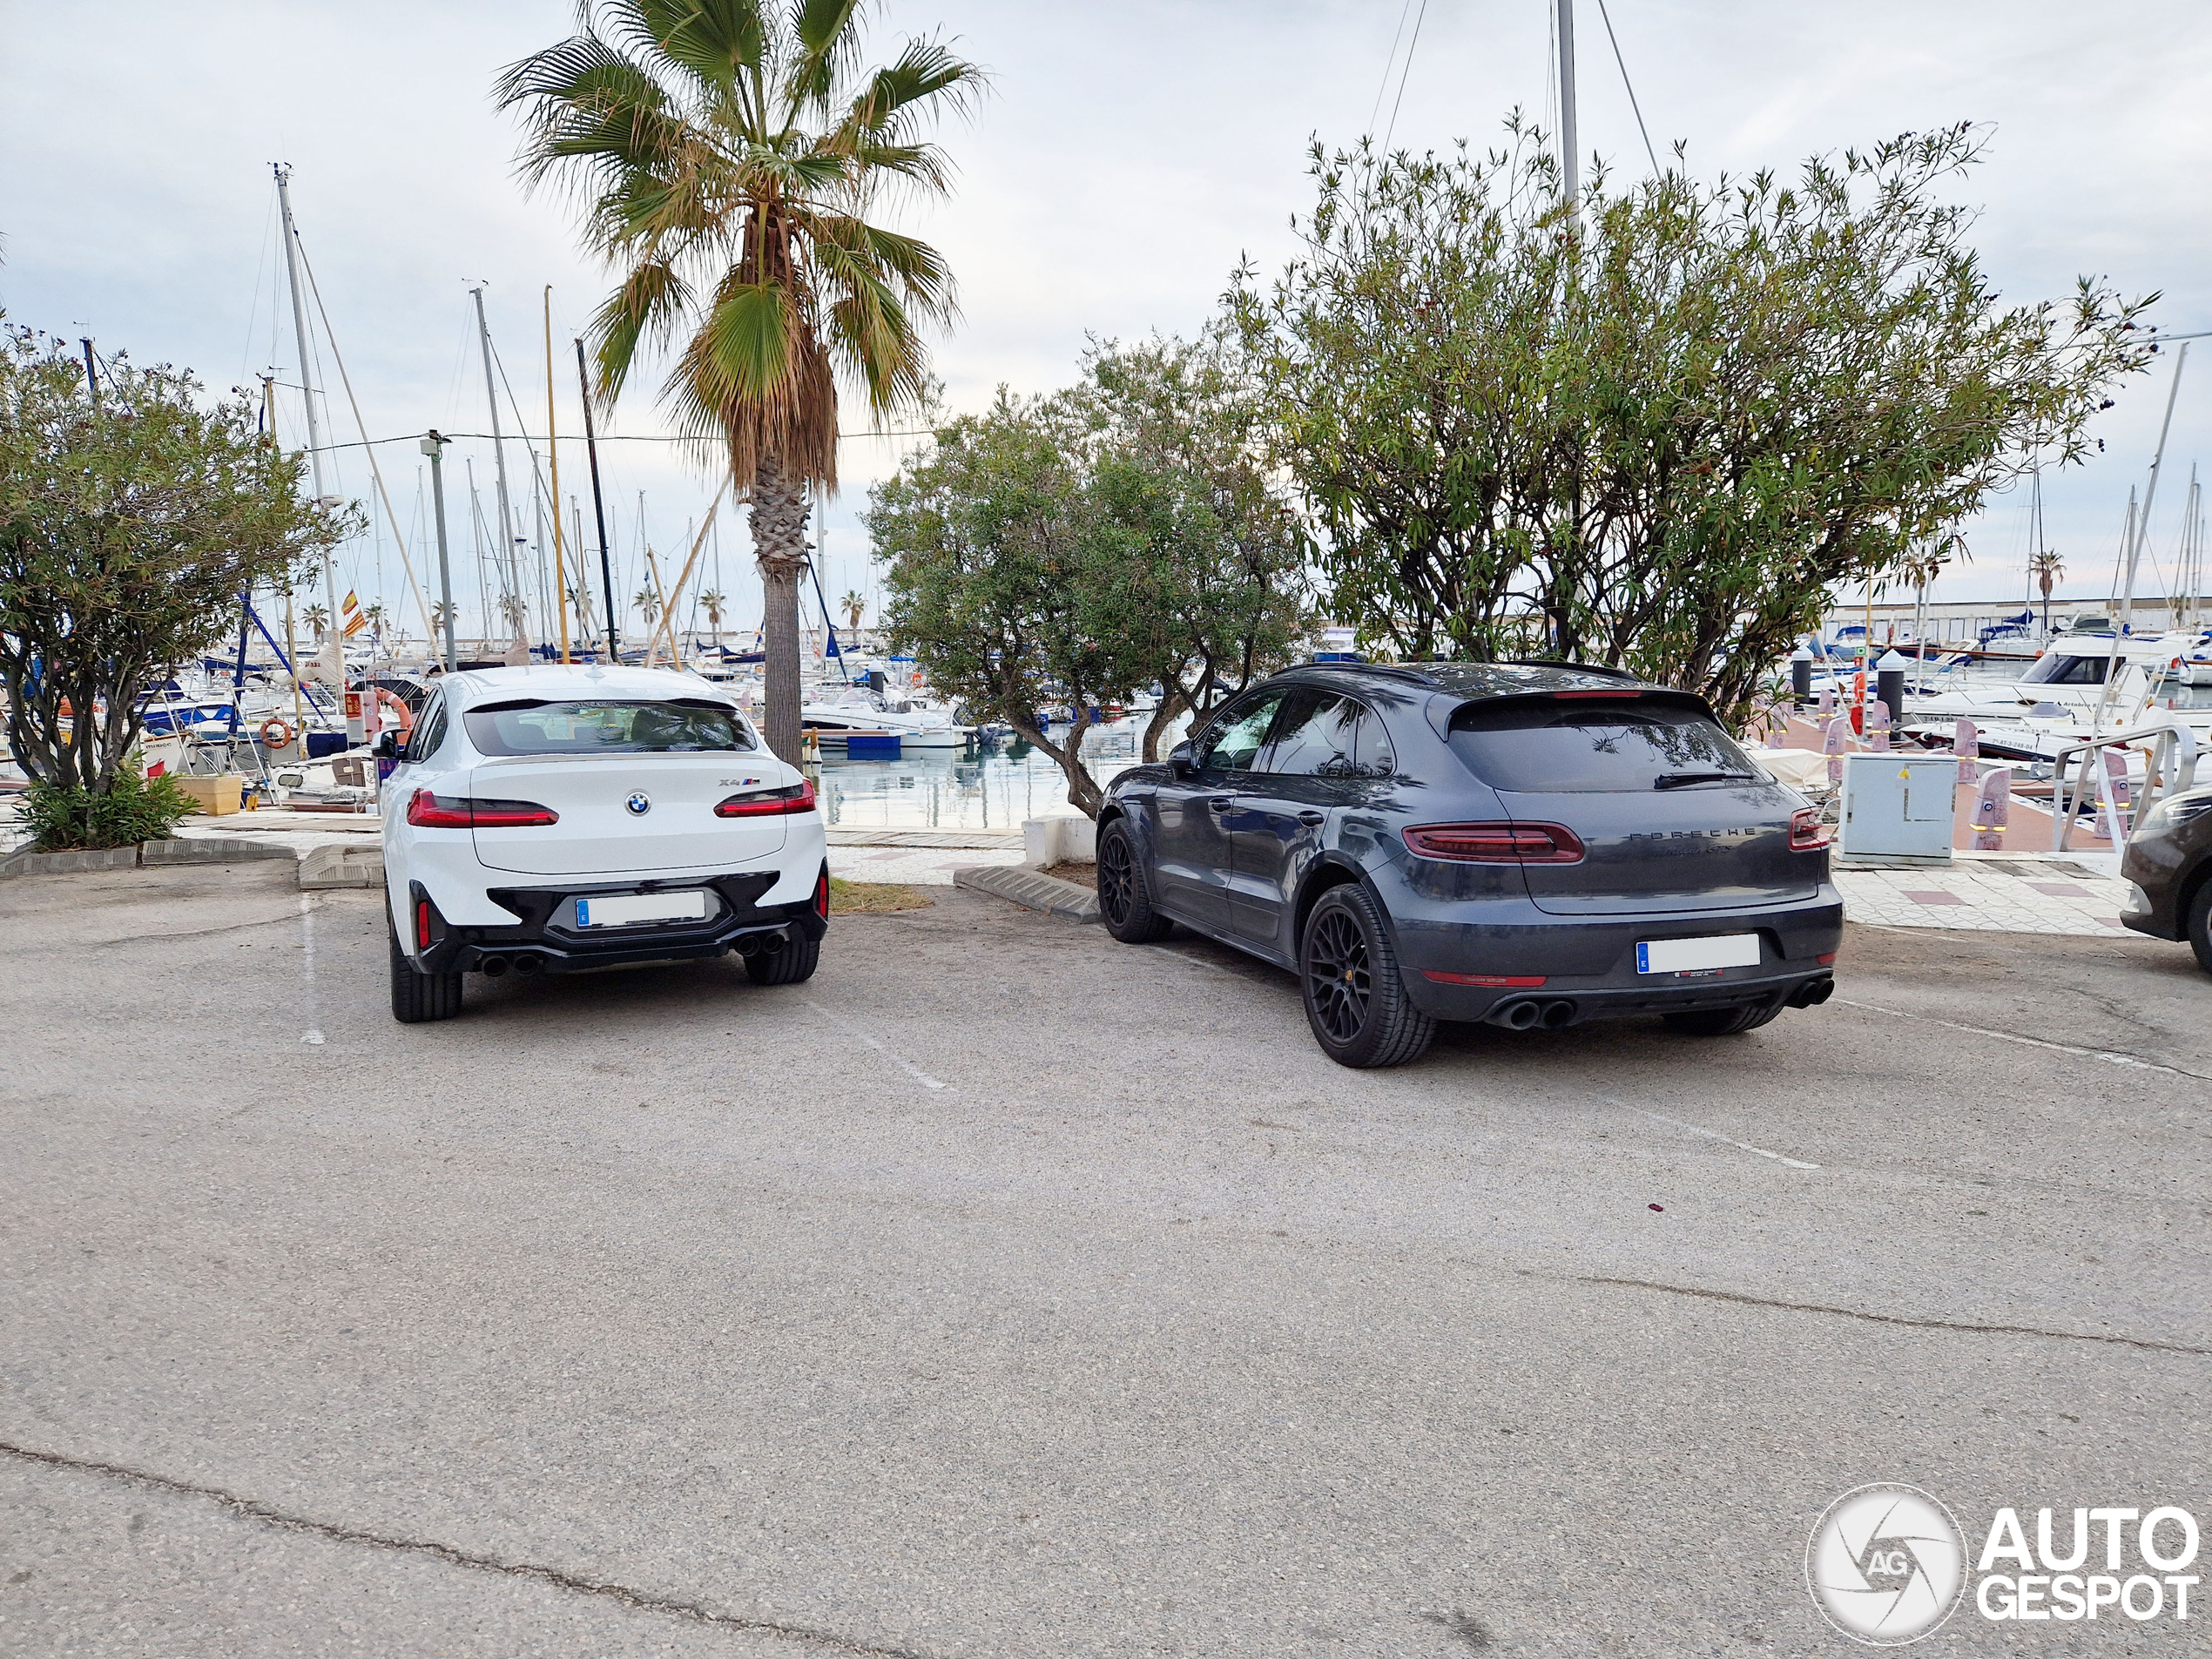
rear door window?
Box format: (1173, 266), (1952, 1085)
(463, 699), (757, 757)
(408, 698), (448, 763)
(1448, 699), (1754, 792)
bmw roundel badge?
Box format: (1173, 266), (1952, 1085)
(625, 792), (651, 816)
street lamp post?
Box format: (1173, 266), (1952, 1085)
(421, 431), (458, 672)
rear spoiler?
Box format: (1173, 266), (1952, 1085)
(1423, 685), (1716, 743)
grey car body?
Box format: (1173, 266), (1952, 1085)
(2118, 781), (2212, 972)
(1098, 660), (1842, 1034)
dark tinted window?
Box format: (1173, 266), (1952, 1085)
(2021, 651), (2117, 685)
(1197, 691), (1285, 772)
(1259, 691), (1360, 775)
(463, 698), (756, 756)
(1448, 699), (1753, 792)
(1352, 708), (1395, 778)
(408, 698), (448, 763)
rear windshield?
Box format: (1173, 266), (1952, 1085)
(1448, 699), (1753, 792)
(463, 698), (756, 756)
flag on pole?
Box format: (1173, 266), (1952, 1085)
(341, 590), (367, 637)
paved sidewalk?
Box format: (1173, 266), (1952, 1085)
(1834, 853), (2132, 935)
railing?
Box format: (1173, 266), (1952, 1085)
(2050, 720), (2202, 851)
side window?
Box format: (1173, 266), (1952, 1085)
(1352, 708), (1395, 779)
(1259, 691), (1360, 776)
(1196, 691), (1285, 772)
(408, 698), (448, 764)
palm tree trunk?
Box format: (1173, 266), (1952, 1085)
(752, 452), (810, 765)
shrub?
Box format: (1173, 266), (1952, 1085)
(19, 765), (198, 851)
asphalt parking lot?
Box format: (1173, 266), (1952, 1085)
(3, 861), (2207, 1656)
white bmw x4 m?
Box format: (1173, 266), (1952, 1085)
(377, 664), (827, 1023)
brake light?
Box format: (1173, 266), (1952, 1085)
(716, 779), (817, 818)
(1403, 822), (1586, 863)
(1422, 971), (1548, 987)
(405, 789), (558, 828)
(1553, 689), (1640, 698)
(1790, 807), (1831, 851)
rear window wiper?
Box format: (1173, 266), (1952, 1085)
(1653, 770), (1760, 790)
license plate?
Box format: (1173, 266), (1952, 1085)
(574, 891), (710, 929)
(1636, 934), (1760, 974)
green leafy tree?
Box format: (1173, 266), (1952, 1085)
(1074, 334), (1315, 759)
(0, 327), (352, 846)
(501, 0), (981, 764)
(1231, 122), (2156, 725)
(870, 390), (1148, 817)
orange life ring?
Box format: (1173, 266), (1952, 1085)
(374, 687), (415, 737)
(258, 716), (295, 748)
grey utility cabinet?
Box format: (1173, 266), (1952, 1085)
(1838, 752), (1957, 862)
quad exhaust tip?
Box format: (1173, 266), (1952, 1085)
(1539, 998), (1578, 1029)
(479, 954), (510, 978)
(1789, 975), (1835, 1008)
(512, 954), (544, 976)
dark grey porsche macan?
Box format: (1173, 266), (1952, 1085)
(1095, 660), (1844, 1068)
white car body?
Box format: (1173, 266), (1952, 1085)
(380, 664), (826, 998)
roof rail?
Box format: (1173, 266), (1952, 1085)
(1303, 660), (1435, 685)
(1501, 658), (1643, 681)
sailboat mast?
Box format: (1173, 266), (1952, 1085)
(471, 286), (524, 651)
(1555, 0), (1580, 221)
(273, 165), (341, 637)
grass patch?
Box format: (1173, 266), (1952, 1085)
(828, 877), (934, 914)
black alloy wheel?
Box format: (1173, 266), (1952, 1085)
(1097, 819), (1173, 943)
(1298, 884), (1433, 1068)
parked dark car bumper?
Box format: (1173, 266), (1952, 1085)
(409, 870), (826, 976)
(2118, 836), (2188, 941)
(1386, 884), (1844, 1025)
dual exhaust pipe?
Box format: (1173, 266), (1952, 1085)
(1487, 997), (1580, 1031)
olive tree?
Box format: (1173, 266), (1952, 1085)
(1231, 121), (2156, 724)
(0, 327), (351, 841)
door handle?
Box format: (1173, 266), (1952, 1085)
(1208, 796), (1232, 813)
(1298, 810), (1325, 827)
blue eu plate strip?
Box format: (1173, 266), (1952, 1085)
(576, 900), (590, 927)
(1635, 941), (1649, 974)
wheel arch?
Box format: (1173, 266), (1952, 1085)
(1291, 853), (1380, 952)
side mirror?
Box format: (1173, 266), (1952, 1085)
(1168, 740), (1196, 778)
(371, 731), (400, 761)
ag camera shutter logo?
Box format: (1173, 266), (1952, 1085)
(1806, 1484), (1967, 1646)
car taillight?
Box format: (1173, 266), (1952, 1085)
(716, 779), (817, 818)
(1403, 822), (1586, 863)
(415, 898), (433, 950)
(1790, 808), (1831, 851)
(813, 868), (830, 921)
(1422, 970), (1548, 987)
(405, 789), (557, 828)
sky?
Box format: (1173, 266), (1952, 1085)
(3, 0), (2209, 645)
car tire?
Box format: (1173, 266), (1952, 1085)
(1299, 883), (1434, 1069)
(745, 935), (821, 986)
(388, 920), (463, 1023)
(2187, 880), (2212, 975)
(1662, 1000), (1782, 1037)
(1097, 818), (1174, 943)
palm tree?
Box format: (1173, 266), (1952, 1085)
(500, 3), (979, 763)
(699, 587), (727, 646)
(2031, 549), (2066, 638)
(302, 602), (330, 642)
(840, 587), (865, 632)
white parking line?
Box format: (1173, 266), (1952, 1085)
(1606, 1099), (1821, 1170)
(298, 894), (325, 1047)
(1157, 948), (1246, 978)
(800, 998), (947, 1090)
(1831, 997), (2205, 1082)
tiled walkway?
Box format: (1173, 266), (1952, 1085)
(1834, 854), (2132, 936)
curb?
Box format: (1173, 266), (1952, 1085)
(952, 864), (1101, 924)
(0, 838), (299, 880)
(298, 843), (385, 890)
